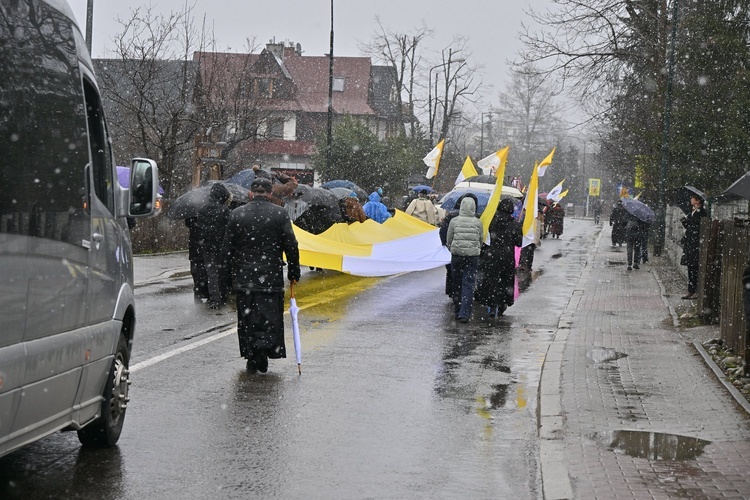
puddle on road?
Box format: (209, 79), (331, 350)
(591, 430), (711, 460)
(586, 347), (628, 363)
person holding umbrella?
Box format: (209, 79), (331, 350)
(221, 177), (301, 373)
(680, 193), (707, 299)
(197, 183), (231, 309)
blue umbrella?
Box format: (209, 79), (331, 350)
(321, 180), (361, 190)
(438, 189), (492, 215)
(410, 184), (433, 193)
(225, 169), (256, 189)
(621, 198), (655, 224)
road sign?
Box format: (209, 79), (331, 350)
(588, 178), (601, 197)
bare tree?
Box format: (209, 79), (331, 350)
(98, 3), (207, 198)
(430, 38), (482, 144)
(498, 64), (563, 170)
(359, 19), (432, 137)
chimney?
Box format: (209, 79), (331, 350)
(266, 38), (284, 59)
(284, 41), (302, 58)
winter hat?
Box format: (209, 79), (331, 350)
(250, 177), (273, 194)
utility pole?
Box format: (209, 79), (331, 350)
(655, 0), (680, 256)
(326, 0), (334, 171)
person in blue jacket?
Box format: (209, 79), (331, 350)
(363, 190), (391, 223)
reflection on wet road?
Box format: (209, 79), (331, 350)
(0, 220), (599, 499)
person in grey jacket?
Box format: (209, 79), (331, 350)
(446, 196), (484, 322)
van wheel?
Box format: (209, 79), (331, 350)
(78, 334), (131, 447)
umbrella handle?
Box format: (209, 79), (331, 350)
(290, 281), (296, 300)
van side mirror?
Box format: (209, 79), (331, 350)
(129, 158), (159, 216)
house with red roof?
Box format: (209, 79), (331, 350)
(194, 40), (406, 184)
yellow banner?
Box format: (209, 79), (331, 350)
(588, 178), (601, 197)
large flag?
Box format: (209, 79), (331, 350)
(521, 162), (540, 248)
(537, 147), (556, 177)
(479, 147), (510, 242)
(423, 139), (445, 179)
(476, 146), (509, 176)
(546, 179), (565, 202)
(455, 156), (479, 185)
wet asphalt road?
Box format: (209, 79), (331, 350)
(0, 219), (598, 499)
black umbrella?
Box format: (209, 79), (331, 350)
(325, 185), (368, 201)
(674, 185), (707, 214)
(294, 184), (340, 207)
(291, 185), (342, 234)
(723, 173), (750, 201)
(167, 182), (250, 220)
(621, 198), (655, 224)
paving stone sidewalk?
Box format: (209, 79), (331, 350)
(542, 227), (750, 499)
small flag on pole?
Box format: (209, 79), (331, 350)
(423, 139), (445, 179)
(476, 146), (509, 176)
(479, 146), (510, 243)
(537, 147), (556, 177)
(455, 156), (479, 185)
(521, 162), (540, 248)
(546, 179), (565, 202)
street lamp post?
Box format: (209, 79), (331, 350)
(480, 111), (492, 158)
(326, 0), (334, 171)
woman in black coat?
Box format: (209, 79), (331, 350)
(474, 198), (523, 317)
(680, 194), (707, 299)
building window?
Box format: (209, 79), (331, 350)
(257, 78), (273, 98)
(333, 77), (345, 92)
(268, 118), (284, 139)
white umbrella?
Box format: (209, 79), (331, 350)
(289, 283), (302, 375)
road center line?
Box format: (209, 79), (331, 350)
(130, 328), (236, 373)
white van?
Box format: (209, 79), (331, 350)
(0, 0), (159, 456)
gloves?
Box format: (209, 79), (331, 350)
(288, 265), (301, 283)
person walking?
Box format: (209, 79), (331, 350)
(405, 188), (437, 225)
(440, 193), (479, 297)
(446, 196), (484, 323)
(624, 212), (647, 271)
(363, 190), (391, 223)
(185, 216), (208, 303)
(197, 183), (231, 309)
(221, 177), (301, 373)
(339, 192), (367, 223)
(549, 202), (565, 238)
(475, 198), (523, 317)
(680, 193), (707, 299)
(610, 200), (627, 246)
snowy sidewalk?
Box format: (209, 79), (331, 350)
(540, 227), (750, 499)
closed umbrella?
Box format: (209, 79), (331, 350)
(289, 283), (302, 375)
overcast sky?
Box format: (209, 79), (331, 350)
(68, 0), (550, 110)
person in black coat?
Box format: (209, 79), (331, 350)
(474, 198), (523, 317)
(610, 200), (627, 246)
(185, 216), (208, 303)
(624, 212), (648, 270)
(680, 194), (707, 299)
(439, 193), (479, 297)
(197, 183), (231, 309)
(221, 177), (301, 373)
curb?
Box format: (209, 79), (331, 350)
(537, 225), (603, 499)
(693, 341), (750, 415)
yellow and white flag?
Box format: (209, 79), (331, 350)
(521, 162), (540, 248)
(479, 147), (510, 243)
(454, 156), (479, 185)
(423, 139), (445, 179)
(537, 147), (556, 177)
(546, 179), (565, 202)
(476, 146), (509, 176)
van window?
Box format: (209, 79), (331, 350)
(0, 0), (90, 243)
(84, 81), (115, 214)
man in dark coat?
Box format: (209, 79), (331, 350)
(680, 194), (707, 299)
(475, 198), (523, 317)
(185, 216), (208, 303)
(624, 212), (648, 271)
(610, 200), (627, 246)
(221, 177), (301, 373)
(197, 183), (231, 309)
